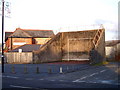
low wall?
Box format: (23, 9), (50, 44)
(4, 52), (33, 64)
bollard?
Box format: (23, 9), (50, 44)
(60, 67), (63, 74)
(48, 68), (52, 74)
(36, 66), (39, 74)
(11, 64), (16, 74)
(24, 65), (28, 74)
(67, 66), (69, 71)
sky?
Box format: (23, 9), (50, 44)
(0, 0), (119, 43)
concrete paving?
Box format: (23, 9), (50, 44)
(2, 62), (120, 89)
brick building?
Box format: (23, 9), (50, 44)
(5, 28), (54, 51)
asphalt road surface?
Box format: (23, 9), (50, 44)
(1, 62), (120, 89)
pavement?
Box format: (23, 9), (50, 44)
(1, 62), (120, 89)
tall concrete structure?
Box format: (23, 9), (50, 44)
(33, 26), (105, 64)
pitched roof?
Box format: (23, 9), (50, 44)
(8, 28), (54, 38)
(9, 44), (41, 52)
(5, 32), (13, 40)
(106, 40), (120, 46)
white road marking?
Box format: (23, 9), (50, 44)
(3, 76), (19, 79)
(100, 70), (107, 73)
(73, 76), (87, 82)
(10, 85), (34, 89)
(89, 72), (99, 77)
(39, 79), (44, 80)
(88, 81), (97, 83)
(100, 80), (112, 84)
(79, 76), (87, 80)
(73, 80), (86, 83)
(59, 80), (64, 81)
(25, 78), (33, 80)
(73, 72), (99, 82)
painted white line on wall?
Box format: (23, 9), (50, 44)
(62, 59), (89, 60)
(100, 70), (107, 73)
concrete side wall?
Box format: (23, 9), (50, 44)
(4, 52), (33, 64)
(89, 29), (106, 64)
(106, 47), (115, 57)
(61, 31), (97, 61)
(33, 33), (62, 63)
(33, 30), (100, 63)
(106, 43), (120, 61)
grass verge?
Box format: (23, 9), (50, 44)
(93, 61), (109, 66)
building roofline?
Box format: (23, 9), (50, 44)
(5, 31), (13, 33)
(8, 44), (42, 52)
(60, 29), (102, 33)
(7, 36), (52, 38)
(16, 28), (53, 31)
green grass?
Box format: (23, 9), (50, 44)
(93, 61), (109, 66)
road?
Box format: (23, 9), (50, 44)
(2, 62), (120, 89)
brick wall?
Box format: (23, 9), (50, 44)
(34, 38), (51, 44)
(6, 38), (32, 50)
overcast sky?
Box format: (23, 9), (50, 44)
(0, 0), (119, 43)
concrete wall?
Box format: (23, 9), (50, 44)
(61, 31), (97, 61)
(115, 43), (120, 61)
(89, 29), (106, 64)
(33, 33), (62, 63)
(106, 43), (120, 61)
(4, 52), (33, 64)
(33, 29), (105, 64)
(106, 47), (115, 58)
